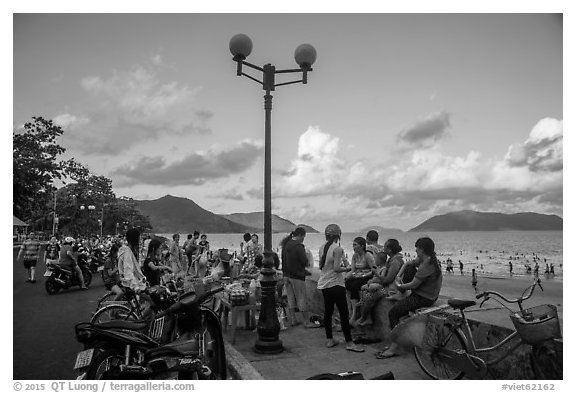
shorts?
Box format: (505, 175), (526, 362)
(46, 258), (58, 265)
(23, 259), (37, 269)
(284, 277), (308, 312)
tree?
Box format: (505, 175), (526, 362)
(13, 117), (66, 220)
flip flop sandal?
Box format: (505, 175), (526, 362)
(346, 345), (366, 353)
(354, 337), (382, 344)
(326, 339), (339, 348)
(375, 351), (398, 359)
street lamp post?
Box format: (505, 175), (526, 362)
(229, 34), (316, 354)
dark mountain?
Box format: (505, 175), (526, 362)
(409, 210), (563, 232)
(134, 195), (258, 234)
(357, 226), (404, 234)
(220, 212), (319, 233)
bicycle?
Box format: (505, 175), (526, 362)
(412, 277), (562, 380)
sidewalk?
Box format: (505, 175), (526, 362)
(223, 320), (427, 380)
(222, 274), (562, 380)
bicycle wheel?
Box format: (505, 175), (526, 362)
(90, 304), (137, 324)
(96, 291), (118, 310)
(531, 341), (562, 380)
(414, 322), (467, 380)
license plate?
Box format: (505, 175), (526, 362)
(44, 271), (53, 277)
(97, 266), (104, 272)
(74, 348), (94, 370)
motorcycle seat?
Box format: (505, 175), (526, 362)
(94, 320), (149, 331)
(55, 265), (73, 273)
(146, 340), (199, 358)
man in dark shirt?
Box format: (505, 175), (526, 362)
(281, 227), (315, 328)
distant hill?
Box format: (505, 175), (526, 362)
(357, 226), (404, 234)
(134, 195), (257, 234)
(410, 210), (563, 232)
(220, 212), (319, 233)
(133, 195), (318, 234)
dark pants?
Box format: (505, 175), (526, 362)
(389, 293), (436, 330)
(321, 285), (352, 342)
(345, 275), (372, 300)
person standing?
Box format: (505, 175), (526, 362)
(18, 234), (42, 283)
(194, 234), (210, 278)
(143, 239), (172, 286)
(168, 233), (184, 275)
(45, 236), (61, 266)
(472, 268), (478, 293)
(459, 260), (464, 275)
(317, 224), (364, 352)
(280, 227), (314, 328)
(509, 261), (513, 277)
(185, 231), (199, 275)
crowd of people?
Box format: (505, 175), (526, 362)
(278, 224), (443, 357)
(18, 226), (444, 358)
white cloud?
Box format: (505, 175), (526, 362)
(53, 113), (90, 129)
(272, 117), (562, 230)
(60, 61), (211, 155)
(505, 118), (563, 172)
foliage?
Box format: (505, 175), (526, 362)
(13, 116), (152, 236)
(13, 117), (66, 220)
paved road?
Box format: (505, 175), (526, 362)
(13, 246), (108, 380)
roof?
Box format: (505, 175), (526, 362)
(13, 216), (29, 226)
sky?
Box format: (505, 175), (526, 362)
(10, 9), (565, 232)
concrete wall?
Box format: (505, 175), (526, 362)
(302, 269), (563, 380)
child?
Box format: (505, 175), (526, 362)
(471, 268), (478, 293)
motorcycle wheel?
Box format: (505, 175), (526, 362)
(83, 270), (93, 287)
(178, 309), (226, 380)
(45, 279), (60, 295)
(90, 304), (136, 324)
(86, 348), (125, 380)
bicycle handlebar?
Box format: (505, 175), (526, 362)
(475, 277), (541, 305)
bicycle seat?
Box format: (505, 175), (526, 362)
(448, 299), (476, 310)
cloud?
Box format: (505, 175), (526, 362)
(216, 189), (245, 201)
(58, 60), (212, 155)
(111, 139), (263, 186)
(275, 126), (369, 197)
(53, 113), (90, 129)
(505, 118), (563, 172)
(396, 111), (451, 149)
(271, 117), (562, 229)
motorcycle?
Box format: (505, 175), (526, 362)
(44, 258), (92, 295)
(86, 247), (106, 275)
(74, 285), (226, 380)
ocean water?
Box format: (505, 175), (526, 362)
(158, 231), (563, 280)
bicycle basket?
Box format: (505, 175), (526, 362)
(510, 304), (561, 345)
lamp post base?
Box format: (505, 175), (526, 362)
(254, 338), (284, 355)
(253, 251), (284, 354)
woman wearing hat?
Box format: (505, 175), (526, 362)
(317, 224), (365, 352)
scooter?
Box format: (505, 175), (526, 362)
(44, 259), (92, 295)
(74, 285), (226, 380)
